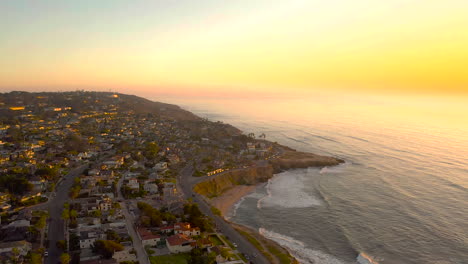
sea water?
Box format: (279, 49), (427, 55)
(157, 93), (468, 264)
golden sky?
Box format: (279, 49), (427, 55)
(1, 0), (467, 96)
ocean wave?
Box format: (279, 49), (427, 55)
(257, 179), (272, 209)
(319, 161), (351, 174)
(257, 170), (322, 208)
(259, 228), (350, 264)
(226, 195), (247, 220)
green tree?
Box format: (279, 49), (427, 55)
(29, 252), (42, 264)
(57, 240), (67, 251)
(70, 209), (78, 219)
(144, 141), (160, 159)
(60, 253), (71, 264)
(92, 240), (124, 259)
(211, 206), (221, 216)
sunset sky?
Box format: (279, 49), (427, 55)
(1, 0), (467, 97)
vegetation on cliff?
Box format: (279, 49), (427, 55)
(193, 166), (273, 198)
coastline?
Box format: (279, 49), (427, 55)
(210, 185), (257, 216)
(194, 145), (345, 263)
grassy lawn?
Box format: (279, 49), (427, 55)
(267, 245), (293, 264)
(209, 235), (224, 246)
(149, 254), (190, 264)
(220, 235), (236, 249)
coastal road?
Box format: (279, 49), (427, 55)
(178, 165), (270, 264)
(117, 177), (150, 264)
(44, 164), (89, 264)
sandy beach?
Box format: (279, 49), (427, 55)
(209, 185), (257, 216)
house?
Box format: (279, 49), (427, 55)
(0, 193), (9, 203)
(167, 154), (180, 164)
(143, 181), (159, 194)
(112, 247), (137, 263)
(29, 175), (46, 191)
(88, 169), (100, 176)
(137, 228), (161, 247)
(99, 197), (112, 211)
(127, 178), (139, 190)
(3, 219), (30, 229)
(19, 190), (42, 202)
(148, 172), (160, 180)
(163, 182), (177, 198)
(166, 234), (194, 253)
(124, 172), (140, 180)
(154, 162), (168, 171)
(247, 142), (256, 153)
(77, 217), (101, 230)
(196, 238), (213, 249)
(160, 225), (174, 234)
(174, 222), (200, 237)
(0, 240), (31, 256)
(79, 230), (105, 249)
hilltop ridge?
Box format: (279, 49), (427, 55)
(0, 91), (200, 121)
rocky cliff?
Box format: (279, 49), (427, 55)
(270, 149), (344, 173)
(194, 150), (344, 198)
(193, 165), (274, 198)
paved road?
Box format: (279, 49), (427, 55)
(117, 177), (150, 264)
(44, 164), (88, 264)
(42, 152), (114, 264)
(178, 165), (270, 264)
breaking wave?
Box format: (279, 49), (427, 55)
(257, 170), (322, 209)
(259, 228), (350, 264)
(226, 196), (247, 220)
(320, 161), (351, 174)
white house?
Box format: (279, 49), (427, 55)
(174, 223), (201, 237)
(143, 181), (159, 194)
(79, 230), (105, 249)
(0, 240), (31, 256)
(127, 178), (139, 190)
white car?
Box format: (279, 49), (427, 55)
(44, 251), (49, 257)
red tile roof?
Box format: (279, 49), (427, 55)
(166, 234), (192, 246)
(137, 228), (160, 240)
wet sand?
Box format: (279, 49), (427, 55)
(209, 185), (256, 216)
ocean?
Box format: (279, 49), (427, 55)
(156, 93), (468, 264)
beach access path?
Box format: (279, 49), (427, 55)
(178, 164), (270, 264)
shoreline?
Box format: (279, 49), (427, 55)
(210, 184), (257, 217)
(206, 172), (301, 264)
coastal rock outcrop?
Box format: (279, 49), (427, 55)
(270, 149), (344, 173)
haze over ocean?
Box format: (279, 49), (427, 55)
(158, 93), (468, 264)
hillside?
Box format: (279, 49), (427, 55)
(0, 91), (200, 121)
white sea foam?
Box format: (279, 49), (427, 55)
(226, 195), (246, 220)
(258, 170), (322, 208)
(320, 161), (351, 174)
(259, 228), (350, 264)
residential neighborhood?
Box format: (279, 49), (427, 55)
(0, 92), (278, 264)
